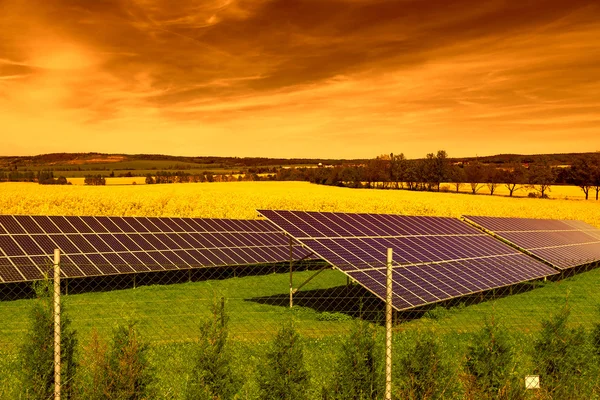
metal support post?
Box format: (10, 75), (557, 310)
(385, 248), (393, 400)
(289, 237), (294, 308)
(54, 249), (61, 400)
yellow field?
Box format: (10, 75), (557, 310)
(0, 181), (598, 227)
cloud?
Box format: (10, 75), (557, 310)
(0, 0), (599, 157)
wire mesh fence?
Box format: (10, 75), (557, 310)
(2, 256), (600, 399)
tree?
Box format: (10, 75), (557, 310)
(448, 165), (466, 193)
(101, 323), (154, 399)
(405, 161), (420, 190)
(422, 153), (437, 191)
(84, 175), (106, 186)
(533, 305), (594, 398)
(20, 278), (78, 399)
(464, 161), (485, 194)
(569, 156), (594, 200)
(590, 155), (600, 201)
(258, 321), (310, 400)
(396, 331), (461, 399)
(465, 317), (524, 399)
(484, 165), (500, 196)
(433, 150), (450, 192)
(186, 298), (240, 399)
(327, 321), (382, 399)
(390, 153), (407, 189)
(502, 163), (527, 197)
(528, 157), (555, 198)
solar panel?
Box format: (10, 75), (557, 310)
(464, 216), (600, 269)
(258, 210), (557, 311)
(0, 215), (314, 283)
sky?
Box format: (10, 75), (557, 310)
(1, 0), (599, 159)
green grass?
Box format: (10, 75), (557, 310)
(0, 269), (355, 351)
(3, 267), (600, 399)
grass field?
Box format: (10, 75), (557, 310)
(2, 265), (600, 399)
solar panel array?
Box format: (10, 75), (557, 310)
(0, 215), (313, 283)
(464, 216), (600, 270)
(259, 210), (557, 311)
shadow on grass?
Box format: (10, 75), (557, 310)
(247, 278), (559, 325)
(0, 260), (329, 301)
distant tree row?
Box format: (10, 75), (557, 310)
(0, 171), (36, 182)
(144, 171), (246, 184)
(277, 152), (600, 200)
(0, 170), (70, 185)
(84, 175), (106, 185)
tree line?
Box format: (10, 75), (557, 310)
(276, 151), (600, 200)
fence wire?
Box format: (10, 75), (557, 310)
(1, 256), (600, 399)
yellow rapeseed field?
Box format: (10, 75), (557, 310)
(0, 181), (598, 227)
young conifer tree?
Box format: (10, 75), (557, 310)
(396, 331), (461, 399)
(258, 321), (310, 400)
(327, 320), (382, 400)
(534, 305), (594, 398)
(186, 297), (240, 400)
(465, 316), (524, 399)
(20, 278), (78, 399)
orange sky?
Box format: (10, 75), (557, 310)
(1, 0), (599, 159)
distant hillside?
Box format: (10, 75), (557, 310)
(0, 152), (366, 169)
(1, 151), (597, 176)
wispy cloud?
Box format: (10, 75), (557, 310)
(0, 0), (599, 157)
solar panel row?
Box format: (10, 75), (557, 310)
(464, 216), (600, 269)
(258, 210), (558, 311)
(0, 215), (313, 283)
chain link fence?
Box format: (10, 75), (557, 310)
(2, 255), (600, 399)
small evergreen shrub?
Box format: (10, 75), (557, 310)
(395, 331), (461, 399)
(533, 305), (595, 398)
(20, 278), (78, 400)
(326, 321), (382, 400)
(258, 321), (310, 400)
(464, 317), (524, 399)
(185, 298), (240, 400)
(81, 322), (154, 399)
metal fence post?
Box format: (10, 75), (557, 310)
(386, 248), (393, 400)
(54, 248), (61, 400)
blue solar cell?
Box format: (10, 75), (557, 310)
(67, 235), (97, 253)
(80, 216), (109, 233)
(12, 236), (45, 255)
(186, 249), (216, 266)
(148, 218), (174, 232)
(63, 216), (94, 233)
(155, 234), (181, 249)
(0, 236), (26, 256)
(101, 253), (136, 273)
(95, 217), (123, 233)
(97, 234), (127, 252)
(31, 216), (62, 234)
(109, 217), (136, 233)
(10, 257), (43, 280)
(0, 216), (26, 234)
(121, 217), (149, 233)
(0, 258), (24, 282)
(113, 234), (143, 251)
(135, 218), (162, 232)
(13, 216), (44, 234)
